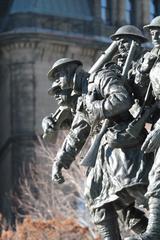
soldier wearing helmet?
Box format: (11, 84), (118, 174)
(144, 16), (160, 48)
(42, 58), (89, 141)
(47, 58), (83, 106)
(131, 17), (160, 92)
(110, 25), (152, 107)
(110, 25), (147, 67)
(83, 25), (152, 240)
(126, 16), (160, 240)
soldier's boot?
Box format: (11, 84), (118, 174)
(125, 197), (160, 240)
(124, 204), (148, 234)
(94, 204), (121, 240)
(96, 223), (121, 240)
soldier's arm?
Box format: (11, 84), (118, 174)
(42, 107), (74, 142)
(89, 67), (133, 121)
(54, 110), (91, 169)
(141, 123), (160, 153)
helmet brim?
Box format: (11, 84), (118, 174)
(47, 60), (82, 81)
(110, 33), (148, 43)
(143, 24), (160, 30)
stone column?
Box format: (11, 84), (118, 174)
(110, 0), (119, 27)
(6, 42), (36, 187)
(117, 0), (126, 25)
(92, 0), (102, 35)
(142, 0), (150, 26)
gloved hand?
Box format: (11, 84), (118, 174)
(42, 115), (58, 142)
(42, 115), (55, 133)
(141, 128), (160, 153)
(52, 161), (65, 184)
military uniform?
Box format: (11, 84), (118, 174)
(125, 16), (160, 240)
(145, 58), (160, 198)
(52, 66), (90, 168)
(126, 51), (160, 240)
(84, 63), (153, 237)
(55, 63), (151, 239)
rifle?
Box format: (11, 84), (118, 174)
(89, 41), (118, 74)
(121, 40), (137, 79)
(81, 40), (137, 167)
(43, 106), (73, 143)
(126, 81), (157, 138)
(126, 103), (157, 138)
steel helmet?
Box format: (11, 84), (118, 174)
(144, 16), (160, 29)
(110, 25), (147, 43)
(47, 58), (82, 81)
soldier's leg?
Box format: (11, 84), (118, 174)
(125, 197), (160, 240)
(120, 203), (148, 234)
(115, 187), (148, 235)
(91, 203), (121, 240)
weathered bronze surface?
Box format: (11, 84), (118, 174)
(42, 21), (160, 239)
(126, 16), (160, 240)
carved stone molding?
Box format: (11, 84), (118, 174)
(81, 48), (96, 58)
(0, 39), (68, 62)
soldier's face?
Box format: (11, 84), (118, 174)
(51, 68), (72, 90)
(116, 37), (132, 57)
(48, 66), (73, 106)
(53, 88), (72, 106)
(150, 29), (160, 48)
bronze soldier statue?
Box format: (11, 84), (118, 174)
(126, 16), (160, 240)
(84, 26), (151, 240)
(49, 26), (151, 240)
(42, 58), (89, 142)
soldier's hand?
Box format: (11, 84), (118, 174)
(141, 128), (160, 153)
(52, 161), (65, 184)
(42, 115), (55, 133)
(42, 115), (58, 142)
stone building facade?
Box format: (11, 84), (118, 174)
(0, 0), (159, 221)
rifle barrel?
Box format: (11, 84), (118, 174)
(89, 41), (118, 74)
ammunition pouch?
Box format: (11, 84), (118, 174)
(106, 122), (147, 148)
